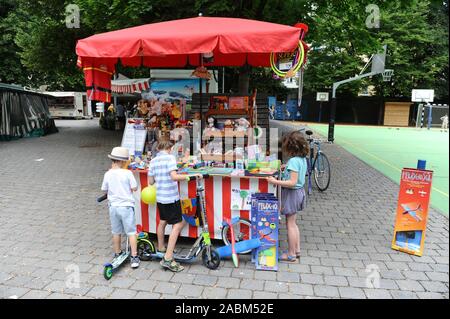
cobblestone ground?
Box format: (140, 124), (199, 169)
(0, 119), (448, 299)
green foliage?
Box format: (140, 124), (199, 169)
(0, 0), (447, 100)
(373, 0), (449, 99)
(0, 0), (29, 85)
(304, 0), (449, 100)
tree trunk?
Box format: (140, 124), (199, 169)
(238, 67), (250, 94)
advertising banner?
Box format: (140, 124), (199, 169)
(391, 168), (433, 256)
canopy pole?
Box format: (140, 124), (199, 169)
(199, 76), (203, 143)
(113, 73), (118, 107)
(222, 67), (225, 93)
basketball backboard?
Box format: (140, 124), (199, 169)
(371, 45), (387, 74)
(412, 89), (434, 103)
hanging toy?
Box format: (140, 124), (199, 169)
(270, 40), (306, 79)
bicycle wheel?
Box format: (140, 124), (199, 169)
(221, 218), (252, 254)
(313, 152), (331, 191)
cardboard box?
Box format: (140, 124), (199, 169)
(251, 193), (279, 271)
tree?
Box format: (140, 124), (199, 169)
(374, 0), (449, 99)
(1, 0), (448, 101)
(0, 0), (30, 85)
(303, 0), (386, 96)
(303, 0), (449, 100)
(10, 0), (87, 90)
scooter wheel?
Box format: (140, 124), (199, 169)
(103, 265), (113, 280)
(137, 240), (155, 261)
(202, 247), (220, 270)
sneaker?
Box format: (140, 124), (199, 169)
(130, 256), (140, 269)
(114, 251), (123, 258)
(160, 257), (184, 272)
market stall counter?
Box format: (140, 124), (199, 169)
(130, 169), (277, 239)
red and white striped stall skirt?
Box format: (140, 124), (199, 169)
(131, 171), (277, 239)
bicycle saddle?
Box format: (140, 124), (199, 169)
(305, 130), (313, 136)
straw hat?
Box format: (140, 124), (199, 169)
(108, 147), (130, 161)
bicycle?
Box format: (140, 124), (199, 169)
(301, 129), (331, 193)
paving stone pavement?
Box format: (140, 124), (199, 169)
(0, 119), (448, 299)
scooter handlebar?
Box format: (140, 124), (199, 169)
(97, 194), (107, 202)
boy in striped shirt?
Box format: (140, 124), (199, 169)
(148, 138), (201, 272)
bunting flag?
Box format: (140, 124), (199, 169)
(77, 56), (115, 103)
(111, 79), (150, 94)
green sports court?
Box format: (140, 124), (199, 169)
(308, 124), (449, 216)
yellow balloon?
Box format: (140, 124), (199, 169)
(141, 186), (156, 204)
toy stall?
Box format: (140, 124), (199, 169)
(119, 91), (281, 241)
(76, 16), (309, 271)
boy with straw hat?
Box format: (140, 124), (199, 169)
(101, 146), (140, 268)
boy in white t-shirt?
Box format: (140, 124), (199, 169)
(101, 147), (140, 268)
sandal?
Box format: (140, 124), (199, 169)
(160, 257), (185, 272)
(296, 251), (301, 258)
(279, 251), (298, 263)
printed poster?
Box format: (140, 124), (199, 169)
(121, 119), (147, 156)
(231, 188), (253, 211)
(391, 168), (433, 256)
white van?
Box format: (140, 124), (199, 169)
(46, 92), (92, 119)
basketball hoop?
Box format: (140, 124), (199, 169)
(382, 69), (394, 82)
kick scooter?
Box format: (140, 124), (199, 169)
(137, 174), (221, 270)
(97, 193), (132, 280)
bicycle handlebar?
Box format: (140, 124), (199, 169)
(308, 138), (329, 144)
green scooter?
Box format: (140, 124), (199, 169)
(97, 194), (132, 280)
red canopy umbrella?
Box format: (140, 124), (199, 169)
(76, 16), (308, 102)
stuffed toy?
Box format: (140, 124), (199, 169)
(150, 98), (162, 115)
(172, 103), (182, 119)
(203, 116), (218, 136)
(192, 66), (211, 80)
(158, 116), (169, 132)
(137, 99), (149, 117)
(149, 114), (158, 128)
(235, 117), (250, 132)
(224, 119), (234, 129)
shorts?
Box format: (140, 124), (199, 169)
(157, 200), (183, 225)
(280, 187), (306, 215)
(109, 206), (136, 236)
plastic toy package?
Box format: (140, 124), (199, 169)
(251, 193), (279, 271)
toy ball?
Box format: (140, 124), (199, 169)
(141, 186), (157, 204)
